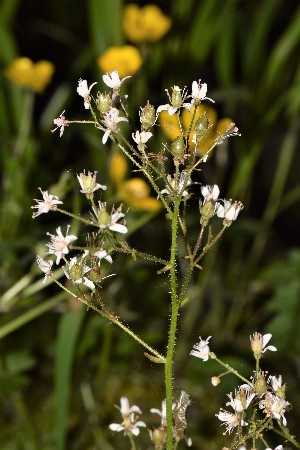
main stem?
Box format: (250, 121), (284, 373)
(165, 201), (180, 450)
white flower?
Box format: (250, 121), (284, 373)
(93, 249), (113, 264)
(51, 110), (69, 137)
(216, 123), (241, 144)
(250, 332), (277, 357)
(259, 392), (289, 426)
(190, 336), (211, 361)
(77, 171), (107, 196)
(46, 225), (77, 265)
(93, 202), (128, 234)
(102, 70), (131, 93)
(31, 188), (63, 218)
(157, 85), (191, 116)
(109, 397), (146, 436)
(161, 171), (192, 199)
(268, 375), (284, 394)
(226, 387), (255, 413)
(215, 408), (248, 434)
(266, 446), (283, 450)
(200, 185), (220, 204)
(102, 108), (128, 144)
(190, 80), (214, 105)
(132, 130), (152, 145)
(36, 256), (53, 283)
(77, 79), (97, 109)
(150, 399), (171, 427)
(215, 199), (243, 226)
(63, 256), (95, 290)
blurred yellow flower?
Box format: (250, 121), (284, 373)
(159, 105), (233, 156)
(123, 4), (172, 43)
(97, 46), (142, 78)
(109, 153), (161, 212)
(5, 57), (55, 93)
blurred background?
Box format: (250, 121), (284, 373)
(0, 0), (300, 448)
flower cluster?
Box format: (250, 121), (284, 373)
(191, 333), (291, 448)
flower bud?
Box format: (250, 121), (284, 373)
(140, 101), (155, 131)
(171, 136), (185, 157)
(254, 373), (267, 394)
(211, 376), (220, 386)
(171, 86), (182, 108)
(97, 92), (112, 114)
(69, 263), (83, 281)
(194, 113), (209, 141)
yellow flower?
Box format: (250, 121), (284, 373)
(5, 57), (55, 93)
(123, 4), (172, 43)
(109, 153), (161, 212)
(159, 105), (233, 156)
(97, 46), (142, 78)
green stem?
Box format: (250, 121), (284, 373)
(53, 279), (165, 362)
(128, 433), (137, 450)
(209, 353), (251, 385)
(165, 201), (180, 450)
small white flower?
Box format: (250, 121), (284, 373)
(157, 85), (191, 116)
(226, 387), (255, 413)
(46, 225), (77, 265)
(268, 374), (284, 394)
(93, 249), (113, 264)
(190, 336), (211, 361)
(200, 185), (220, 205)
(36, 256), (53, 283)
(259, 392), (289, 426)
(109, 397), (146, 436)
(250, 332), (277, 357)
(215, 199), (243, 226)
(266, 446), (283, 450)
(93, 202), (128, 234)
(102, 70), (131, 93)
(77, 79), (97, 109)
(63, 256), (95, 290)
(161, 171), (192, 200)
(190, 80), (214, 105)
(77, 171), (107, 196)
(102, 108), (128, 144)
(216, 123), (241, 144)
(215, 408), (248, 434)
(51, 110), (69, 137)
(132, 130), (152, 145)
(31, 188), (63, 218)
(150, 399), (170, 427)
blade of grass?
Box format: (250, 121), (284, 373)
(55, 305), (86, 450)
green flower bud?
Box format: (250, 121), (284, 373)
(276, 384), (286, 399)
(97, 93), (111, 114)
(150, 428), (166, 450)
(140, 101), (155, 131)
(69, 263), (82, 281)
(171, 86), (182, 108)
(194, 113), (209, 141)
(171, 136), (185, 157)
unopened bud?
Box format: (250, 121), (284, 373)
(211, 376), (220, 386)
(171, 136), (185, 157)
(140, 101), (155, 131)
(275, 384), (286, 399)
(97, 93), (112, 114)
